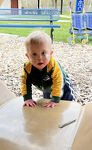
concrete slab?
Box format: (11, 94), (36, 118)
(72, 102), (92, 150)
(0, 80), (15, 105)
(0, 97), (82, 150)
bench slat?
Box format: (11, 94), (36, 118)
(0, 8), (59, 21)
(0, 19), (58, 21)
(0, 24), (60, 28)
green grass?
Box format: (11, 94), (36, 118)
(0, 20), (92, 44)
(62, 12), (71, 16)
(0, 21), (70, 42)
(59, 16), (70, 20)
(54, 22), (70, 42)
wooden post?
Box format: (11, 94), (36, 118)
(11, 0), (18, 8)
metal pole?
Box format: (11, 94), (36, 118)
(38, 0), (40, 9)
(60, 0), (63, 14)
(55, 0), (57, 9)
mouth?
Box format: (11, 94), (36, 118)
(38, 62), (44, 66)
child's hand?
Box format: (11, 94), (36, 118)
(23, 99), (37, 107)
(42, 101), (57, 108)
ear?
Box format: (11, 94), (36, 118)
(25, 53), (29, 59)
(50, 50), (53, 56)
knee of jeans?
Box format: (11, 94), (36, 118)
(43, 93), (50, 99)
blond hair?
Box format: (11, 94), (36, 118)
(25, 30), (52, 51)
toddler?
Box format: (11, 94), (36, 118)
(21, 31), (75, 108)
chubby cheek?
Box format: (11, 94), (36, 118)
(44, 53), (51, 63)
(44, 57), (50, 65)
(28, 56), (36, 63)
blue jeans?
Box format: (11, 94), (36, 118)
(43, 76), (75, 101)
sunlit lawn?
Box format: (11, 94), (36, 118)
(0, 18), (92, 44)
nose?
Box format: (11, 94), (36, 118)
(38, 54), (42, 61)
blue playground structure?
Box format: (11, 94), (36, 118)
(76, 0), (84, 12)
(85, 12), (92, 40)
(68, 0), (92, 45)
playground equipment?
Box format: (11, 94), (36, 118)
(68, 0), (87, 45)
(75, 0), (84, 12)
(68, 0), (92, 45)
(68, 12), (87, 45)
(85, 12), (92, 41)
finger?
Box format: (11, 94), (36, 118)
(42, 104), (48, 107)
(43, 104), (51, 108)
(45, 103), (57, 108)
(31, 101), (37, 107)
(33, 101), (37, 105)
(29, 103), (34, 107)
(32, 102), (37, 106)
(51, 104), (55, 108)
(52, 103), (57, 108)
(28, 101), (36, 107)
(26, 103), (30, 107)
(46, 104), (51, 108)
(23, 103), (27, 107)
(42, 103), (49, 107)
(33, 101), (37, 106)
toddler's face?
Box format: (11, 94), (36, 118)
(26, 41), (53, 70)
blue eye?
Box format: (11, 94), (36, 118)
(33, 53), (37, 56)
(42, 51), (45, 55)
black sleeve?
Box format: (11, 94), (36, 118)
(23, 70), (32, 101)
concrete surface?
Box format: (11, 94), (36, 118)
(0, 80), (15, 105)
(0, 97), (81, 150)
(72, 102), (92, 150)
